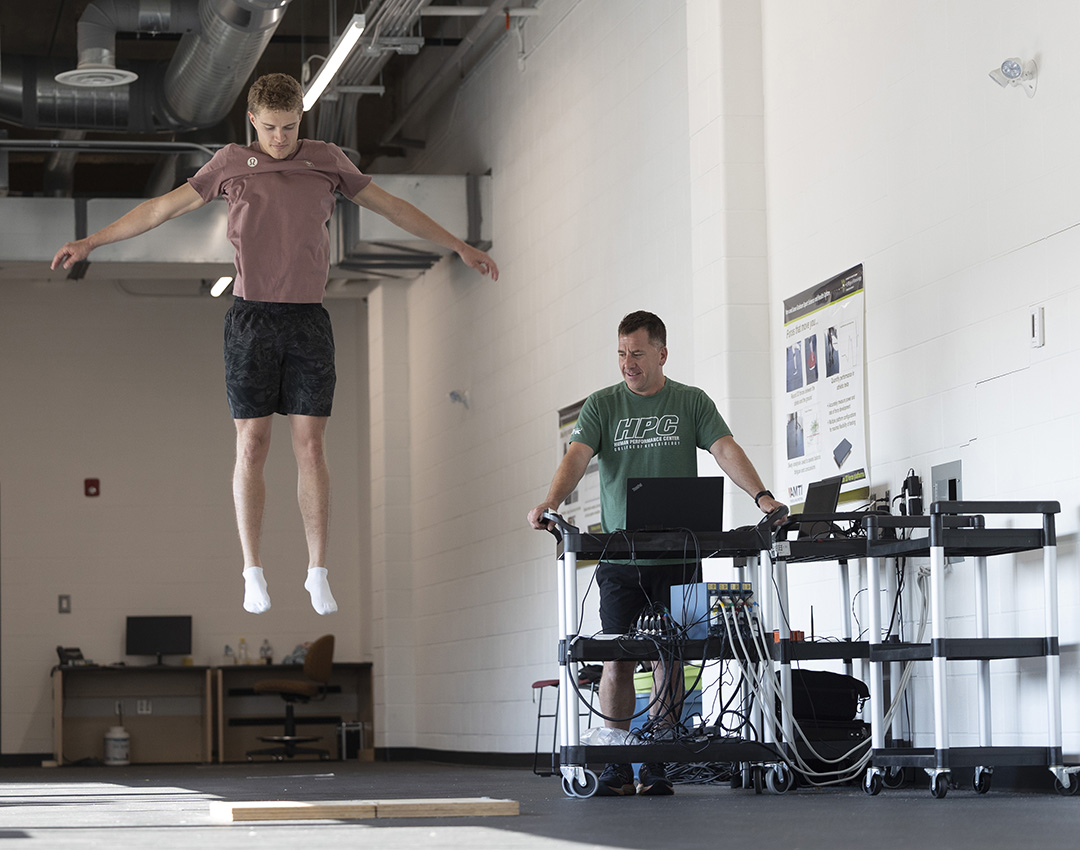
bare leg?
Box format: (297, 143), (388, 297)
(290, 414), (337, 614)
(234, 416), (273, 612)
(649, 658), (685, 729)
(600, 660), (637, 731)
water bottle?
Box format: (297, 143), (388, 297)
(237, 638), (249, 664)
(104, 726), (130, 766)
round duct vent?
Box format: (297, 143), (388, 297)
(54, 65), (139, 88)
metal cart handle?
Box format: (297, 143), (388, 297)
(541, 509), (579, 542)
(757, 504), (790, 548)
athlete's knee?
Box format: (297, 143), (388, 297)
(290, 420), (327, 468)
(235, 422), (272, 465)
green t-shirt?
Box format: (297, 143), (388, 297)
(570, 378), (732, 534)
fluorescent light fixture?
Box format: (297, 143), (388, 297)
(303, 14), (366, 112)
(210, 276), (234, 297)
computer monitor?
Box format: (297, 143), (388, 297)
(125, 616), (192, 666)
(798, 476), (843, 539)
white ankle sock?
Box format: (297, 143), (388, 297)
(243, 566), (271, 614)
(305, 567), (338, 615)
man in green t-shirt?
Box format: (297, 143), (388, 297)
(528, 310), (784, 796)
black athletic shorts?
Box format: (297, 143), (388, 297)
(223, 297), (336, 419)
(596, 561), (702, 635)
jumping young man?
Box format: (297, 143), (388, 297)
(53, 73), (499, 615)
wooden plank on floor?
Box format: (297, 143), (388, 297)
(209, 800), (377, 822)
(374, 797), (519, 818)
(209, 796), (518, 822)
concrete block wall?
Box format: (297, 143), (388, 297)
(367, 0), (714, 753)
(760, 0), (1080, 750)
(5, 0), (1080, 762)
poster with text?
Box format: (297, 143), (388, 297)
(557, 400), (602, 533)
(781, 265), (869, 508)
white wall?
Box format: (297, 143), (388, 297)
(365, 0), (1080, 759)
(364, 0), (772, 754)
(760, 0), (1080, 750)
(0, 279), (368, 754)
(6, 0), (1080, 762)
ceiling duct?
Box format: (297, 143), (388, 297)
(163, 0), (292, 127)
(0, 0), (293, 133)
(53, 0), (194, 88)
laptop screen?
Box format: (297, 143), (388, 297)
(798, 476), (843, 539)
(624, 477), (725, 532)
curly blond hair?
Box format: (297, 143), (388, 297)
(247, 73), (304, 116)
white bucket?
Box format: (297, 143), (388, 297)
(104, 726), (130, 766)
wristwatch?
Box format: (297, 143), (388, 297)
(754, 489), (774, 508)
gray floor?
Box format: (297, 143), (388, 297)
(0, 760), (1077, 849)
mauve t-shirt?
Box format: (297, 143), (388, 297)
(188, 139), (372, 303)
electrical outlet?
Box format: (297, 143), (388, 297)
(58, 595), (71, 614)
(931, 460), (962, 503)
(136, 699), (152, 715)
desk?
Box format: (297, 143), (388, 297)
(52, 662), (374, 765)
(52, 665), (213, 764)
(216, 662), (373, 762)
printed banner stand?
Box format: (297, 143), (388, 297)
(781, 265), (869, 508)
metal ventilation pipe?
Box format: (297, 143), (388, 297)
(163, 0), (292, 127)
(0, 0), (293, 133)
(55, 0), (199, 88)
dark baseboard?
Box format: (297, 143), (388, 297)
(0, 753), (52, 767)
(0, 750), (1072, 791)
(376, 748), (534, 769)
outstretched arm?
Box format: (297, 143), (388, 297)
(709, 435), (785, 514)
(351, 181), (499, 280)
(51, 183), (207, 271)
(527, 441), (595, 530)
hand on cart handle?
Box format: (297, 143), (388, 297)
(760, 504), (789, 527)
(755, 504), (789, 547)
(535, 509), (579, 540)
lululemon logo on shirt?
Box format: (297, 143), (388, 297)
(613, 415), (681, 451)
(247, 157), (258, 167)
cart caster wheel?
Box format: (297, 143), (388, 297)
(561, 770), (598, 798)
(1054, 775), (1080, 796)
(752, 766), (764, 795)
(973, 768), (992, 794)
(930, 774), (949, 799)
(864, 771), (883, 796)
(883, 767), (906, 789)
(766, 765), (795, 794)
(730, 769), (744, 790)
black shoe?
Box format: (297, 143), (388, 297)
(594, 763), (636, 796)
(637, 762), (674, 796)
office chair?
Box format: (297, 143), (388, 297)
(246, 634), (334, 761)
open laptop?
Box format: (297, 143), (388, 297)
(625, 477), (725, 532)
(798, 475), (843, 539)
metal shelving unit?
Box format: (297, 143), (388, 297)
(542, 512), (787, 797)
(862, 501), (1079, 798)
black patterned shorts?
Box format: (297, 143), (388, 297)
(223, 297), (336, 419)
